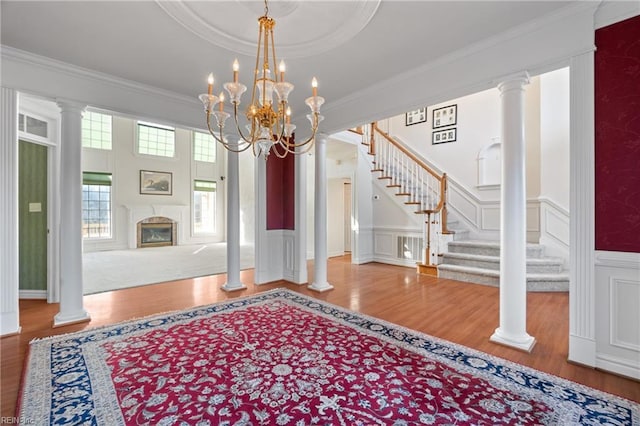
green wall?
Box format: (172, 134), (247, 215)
(19, 140), (48, 291)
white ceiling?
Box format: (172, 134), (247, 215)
(1, 1), (573, 132)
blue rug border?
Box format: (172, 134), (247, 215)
(22, 288), (639, 425)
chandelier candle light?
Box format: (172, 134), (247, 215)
(199, 0), (325, 159)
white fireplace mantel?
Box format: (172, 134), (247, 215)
(124, 204), (189, 249)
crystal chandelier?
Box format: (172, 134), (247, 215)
(199, 0), (324, 159)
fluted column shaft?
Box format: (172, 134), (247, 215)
(1, 87), (20, 335)
(490, 74), (535, 352)
(309, 133), (333, 292)
(293, 152), (308, 284)
(222, 144), (246, 291)
(568, 51), (596, 366)
(54, 101), (90, 327)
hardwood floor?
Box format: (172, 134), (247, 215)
(2, 256), (638, 418)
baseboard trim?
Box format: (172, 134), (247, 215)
(19, 289), (47, 299)
(596, 353), (640, 381)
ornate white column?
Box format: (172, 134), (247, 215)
(1, 87), (21, 336)
(54, 100), (90, 327)
(292, 151), (308, 284)
(569, 50), (596, 366)
(222, 144), (246, 291)
(490, 73), (536, 352)
(309, 133), (333, 292)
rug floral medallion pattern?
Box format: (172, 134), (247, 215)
(19, 289), (639, 425)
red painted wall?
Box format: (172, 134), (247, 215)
(594, 14), (640, 253)
(266, 151), (295, 230)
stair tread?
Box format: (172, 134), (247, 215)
(438, 264), (568, 279)
(443, 252), (564, 264)
(449, 239), (544, 249)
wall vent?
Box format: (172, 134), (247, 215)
(397, 235), (423, 262)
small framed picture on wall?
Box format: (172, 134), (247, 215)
(432, 128), (457, 144)
(432, 104), (457, 129)
(140, 170), (173, 195)
(405, 108), (427, 126)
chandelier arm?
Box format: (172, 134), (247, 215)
(270, 102), (287, 145)
(270, 141), (289, 158)
(206, 111), (252, 153)
(205, 111), (227, 145)
(294, 139), (316, 155)
(277, 136), (315, 156)
(231, 102), (258, 145)
(277, 114), (319, 148)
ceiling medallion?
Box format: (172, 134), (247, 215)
(156, 0), (381, 58)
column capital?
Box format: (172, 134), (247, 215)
(315, 132), (329, 145)
(55, 99), (88, 115)
(496, 72), (530, 93)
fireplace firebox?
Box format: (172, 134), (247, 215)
(137, 216), (176, 248)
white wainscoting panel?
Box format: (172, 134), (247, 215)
(373, 228), (422, 267)
(282, 231), (296, 282)
(480, 206), (500, 231)
(374, 232), (394, 257)
(352, 227), (374, 265)
(256, 230), (285, 284)
(609, 278), (640, 351)
(449, 184), (480, 228)
(594, 251), (640, 380)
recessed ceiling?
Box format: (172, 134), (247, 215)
(156, 0), (381, 58)
(1, 1), (575, 131)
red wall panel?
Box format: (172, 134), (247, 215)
(266, 151), (295, 230)
(594, 14), (640, 252)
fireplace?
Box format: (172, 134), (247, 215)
(137, 216), (177, 248)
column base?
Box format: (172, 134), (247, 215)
(221, 282), (247, 292)
(53, 311), (91, 328)
(417, 263), (438, 276)
(308, 282), (334, 293)
(490, 328), (536, 353)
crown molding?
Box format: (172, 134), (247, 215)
(1, 46), (198, 109)
(594, 0), (640, 29)
(321, 1), (598, 133)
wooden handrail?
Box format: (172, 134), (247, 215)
(370, 122), (450, 234)
(372, 122), (441, 181)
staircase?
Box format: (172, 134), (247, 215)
(364, 123), (449, 275)
(438, 240), (569, 291)
(364, 123), (569, 291)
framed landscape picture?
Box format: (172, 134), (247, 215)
(432, 128), (457, 144)
(140, 170), (172, 195)
(432, 104), (457, 129)
(405, 108), (427, 126)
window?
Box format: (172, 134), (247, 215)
(138, 122), (175, 157)
(19, 113), (49, 138)
(82, 172), (112, 239)
(193, 131), (216, 163)
(82, 111), (112, 150)
(193, 180), (217, 234)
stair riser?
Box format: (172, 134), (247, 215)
(439, 269), (499, 287)
(441, 257), (563, 273)
(438, 269), (569, 292)
(451, 230), (469, 241)
(448, 244), (544, 258)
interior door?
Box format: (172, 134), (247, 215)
(344, 182), (352, 252)
(19, 140), (48, 294)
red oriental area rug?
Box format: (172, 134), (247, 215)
(19, 289), (639, 425)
